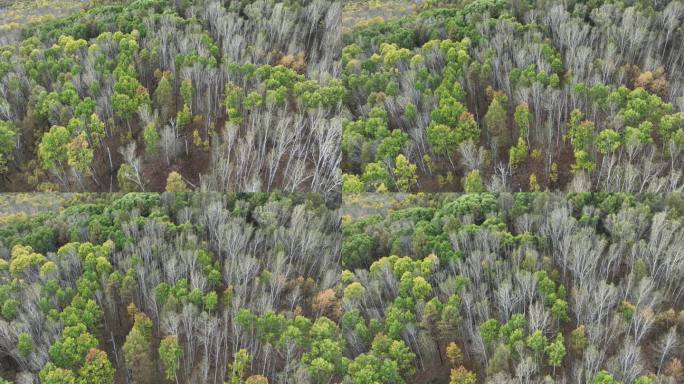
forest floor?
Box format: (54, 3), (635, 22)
(341, 192), (400, 218)
(342, 0), (416, 31)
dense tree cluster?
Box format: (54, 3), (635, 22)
(341, 192), (684, 382)
(0, 0), (341, 198)
(0, 192), (342, 383)
(341, 0), (684, 192)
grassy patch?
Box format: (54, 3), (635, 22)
(0, 0), (92, 33)
(342, 0), (417, 32)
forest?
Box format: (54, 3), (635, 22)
(4, 192), (682, 384)
(2, 0), (684, 383)
(341, 0), (684, 192)
(0, 192), (343, 383)
(0, 0), (342, 196)
(342, 192), (684, 383)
